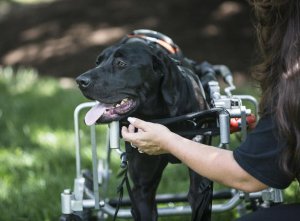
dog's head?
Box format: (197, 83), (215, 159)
(76, 36), (203, 125)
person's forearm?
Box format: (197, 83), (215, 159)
(162, 132), (267, 192)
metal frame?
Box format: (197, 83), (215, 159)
(61, 96), (283, 220)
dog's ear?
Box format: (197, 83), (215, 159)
(155, 55), (182, 116)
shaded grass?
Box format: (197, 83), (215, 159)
(0, 67), (299, 221)
(0, 67), (86, 221)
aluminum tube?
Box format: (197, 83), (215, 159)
(212, 192), (241, 213)
(82, 193), (242, 218)
(103, 128), (112, 196)
(82, 199), (96, 208)
(109, 121), (120, 149)
(74, 177), (85, 201)
(61, 189), (72, 214)
(74, 102), (97, 178)
(99, 197), (242, 218)
(227, 108), (251, 117)
(99, 203), (193, 218)
(240, 106), (247, 142)
(91, 124), (100, 210)
(219, 112), (230, 144)
(234, 95), (259, 120)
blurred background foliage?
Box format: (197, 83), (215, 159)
(0, 0), (299, 221)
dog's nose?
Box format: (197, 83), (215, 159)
(76, 75), (91, 88)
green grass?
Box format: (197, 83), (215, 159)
(0, 67), (87, 221)
(0, 67), (299, 221)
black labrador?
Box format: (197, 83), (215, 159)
(76, 30), (212, 221)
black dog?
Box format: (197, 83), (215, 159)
(76, 30), (212, 221)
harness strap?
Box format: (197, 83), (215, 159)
(113, 171), (126, 221)
(151, 108), (226, 125)
(124, 171), (141, 220)
(113, 167), (141, 221)
(127, 34), (180, 55)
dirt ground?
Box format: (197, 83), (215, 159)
(0, 0), (257, 82)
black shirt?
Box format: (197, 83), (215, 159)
(233, 114), (294, 189)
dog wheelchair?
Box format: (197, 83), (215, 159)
(60, 63), (284, 221)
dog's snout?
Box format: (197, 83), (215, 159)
(76, 75), (91, 88)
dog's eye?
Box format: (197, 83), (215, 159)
(114, 58), (127, 69)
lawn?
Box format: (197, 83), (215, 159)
(0, 67), (86, 221)
(0, 67), (299, 221)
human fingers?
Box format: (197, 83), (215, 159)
(128, 124), (135, 133)
(127, 117), (151, 131)
(121, 126), (169, 155)
(121, 126), (139, 142)
(121, 126), (144, 151)
(126, 124), (138, 148)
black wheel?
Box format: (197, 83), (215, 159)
(59, 214), (82, 221)
(59, 210), (95, 221)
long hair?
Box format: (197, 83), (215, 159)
(249, 0), (300, 181)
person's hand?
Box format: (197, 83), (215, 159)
(121, 117), (171, 155)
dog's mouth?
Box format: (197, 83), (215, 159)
(85, 98), (137, 125)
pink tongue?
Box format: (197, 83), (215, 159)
(85, 103), (111, 126)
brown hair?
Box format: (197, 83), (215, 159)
(249, 0), (300, 181)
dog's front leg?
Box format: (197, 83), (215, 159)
(126, 144), (168, 221)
